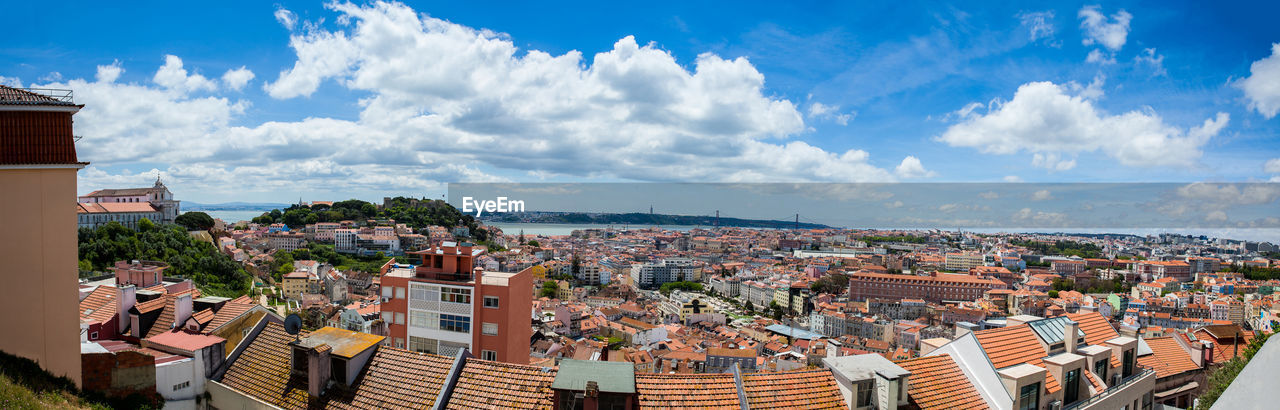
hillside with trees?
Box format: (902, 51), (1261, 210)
(77, 220), (251, 297)
(249, 197), (491, 242)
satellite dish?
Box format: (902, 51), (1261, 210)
(284, 314), (303, 337)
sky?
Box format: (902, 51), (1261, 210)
(4, 1), (1280, 205)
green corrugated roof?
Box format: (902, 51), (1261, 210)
(550, 359), (636, 393)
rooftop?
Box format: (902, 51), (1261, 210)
(551, 359), (636, 394)
(293, 326), (384, 358)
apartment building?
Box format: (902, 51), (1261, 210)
(945, 252), (985, 271)
(631, 258), (699, 289)
(267, 230), (306, 252)
(0, 86), (84, 385)
(380, 242), (533, 364)
(849, 270), (1006, 303)
(1137, 261), (1192, 282)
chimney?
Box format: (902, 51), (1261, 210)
(117, 285), (136, 334)
(1064, 321), (1079, 354)
(174, 293), (193, 329)
(1203, 341), (1215, 366)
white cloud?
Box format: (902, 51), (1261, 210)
(1265, 158), (1280, 174)
(979, 191), (999, 199)
(1031, 189), (1053, 201)
(38, 72), (62, 82)
(1032, 153), (1077, 171)
(807, 102), (854, 125)
(1134, 48), (1166, 77)
(221, 67), (255, 91)
(1206, 210), (1227, 222)
(96, 61), (122, 83)
(1018, 11), (1056, 42)
(1067, 73), (1105, 100)
(1085, 49), (1116, 65)
(1003, 175), (1024, 182)
(938, 81), (1229, 168)
(57, 1), (911, 199)
(0, 75), (21, 88)
(153, 55), (217, 93)
(884, 200), (904, 209)
(274, 7), (297, 30)
(1236, 43), (1280, 119)
(1078, 5), (1132, 52)
(894, 156), (936, 179)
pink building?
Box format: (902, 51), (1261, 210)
(111, 260), (169, 288)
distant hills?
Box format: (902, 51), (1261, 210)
(184, 202), (291, 211)
(482, 211), (828, 229)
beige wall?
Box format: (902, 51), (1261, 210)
(0, 167), (83, 385)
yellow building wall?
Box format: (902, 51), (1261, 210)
(0, 168), (83, 385)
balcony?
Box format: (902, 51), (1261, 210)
(1064, 368), (1155, 410)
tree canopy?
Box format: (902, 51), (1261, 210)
(175, 211), (216, 231)
(249, 197), (491, 243)
(78, 221), (250, 297)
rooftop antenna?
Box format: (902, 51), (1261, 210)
(284, 313), (303, 342)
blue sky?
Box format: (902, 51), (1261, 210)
(3, 1), (1280, 204)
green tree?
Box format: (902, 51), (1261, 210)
(539, 281), (559, 298)
(527, 240), (540, 247)
(174, 211), (215, 231)
(137, 217), (157, 232)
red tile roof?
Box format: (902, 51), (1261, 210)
(972, 325), (1061, 393)
(206, 302), (256, 330)
(636, 373), (740, 409)
(1137, 337), (1201, 378)
(741, 370), (846, 409)
(79, 286), (118, 324)
(220, 322), (456, 409)
(895, 353), (990, 410)
(445, 359), (556, 409)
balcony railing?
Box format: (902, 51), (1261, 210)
(22, 88), (74, 102)
(1064, 368), (1155, 410)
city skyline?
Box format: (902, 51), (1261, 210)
(4, 1), (1280, 204)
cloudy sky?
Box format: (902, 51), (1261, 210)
(3, 1), (1280, 203)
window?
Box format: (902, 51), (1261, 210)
(481, 350), (497, 361)
(1018, 382), (1039, 410)
(395, 338), (405, 349)
(1123, 349), (1136, 378)
(442, 287), (471, 304)
(484, 296), (499, 308)
(856, 380), (873, 407)
(90, 332), (98, 340)
(410, 310), (429, 328)
(382, 286), (393, 298)
(483, 322), (498, 336)
(441, 314), (471, 333)
(394, 312), (405, 325)
(173, 381), (189, 391)
(408, 336), (436, 354)
(396, 287), (406, 299)
(1094, 359), (1108, 380)
(1064, 368), (1081, 404)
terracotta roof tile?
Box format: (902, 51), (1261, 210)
(742, 370), (845, 409)
(636, 373), (740, 409)
(207, 302), (256, 330)
(972, 325), (1061, 393)
(445, 359), (556, 409)
(1137, 337), (1200, 378)
(895, 353), (989, 410)
(79, 286), (118, 323)
(220, 322), (455, 409)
